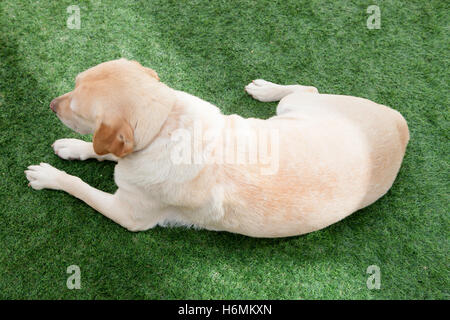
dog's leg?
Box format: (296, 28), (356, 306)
(53, 139), (118, 162)
(245, 79), (318, 102)
(25, 163), (146, 231)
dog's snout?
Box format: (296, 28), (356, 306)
(50, 99), (57, 113)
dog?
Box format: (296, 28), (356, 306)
(25, 58), (409, 237)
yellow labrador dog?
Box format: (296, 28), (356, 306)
(25, 59), (409, 237)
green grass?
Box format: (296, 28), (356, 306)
(0, 0), (448, 299)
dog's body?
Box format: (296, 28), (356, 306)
(25, 59), (409, 237)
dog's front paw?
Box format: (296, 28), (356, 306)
(25, 163), (66, 190)
(245, 79), (282, 102)
(53, 138), (93, 160)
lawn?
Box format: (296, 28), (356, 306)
(0, 0), (448, 299)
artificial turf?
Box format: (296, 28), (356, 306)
(0, 0), (448, 299)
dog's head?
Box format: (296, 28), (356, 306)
(50, 58), (172, 157)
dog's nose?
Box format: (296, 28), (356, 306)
(50, 99), (57, 113)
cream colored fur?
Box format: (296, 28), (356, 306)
(25, 59), (409, 237)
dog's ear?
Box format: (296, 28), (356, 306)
(93, 116), (134, 157)
(129, 60), (159, 81)
(143, 67), (159, 81)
